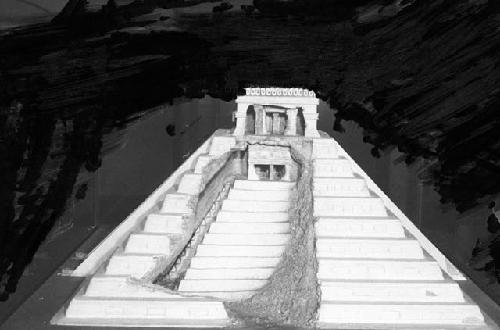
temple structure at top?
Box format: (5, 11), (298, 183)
(234, 87), (320, 137)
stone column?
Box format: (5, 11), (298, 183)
(254, 105), (264, 135)
(272, 112), (280, 135)
(303, 105), (320, 137)
(262, 108), (268, 135)
(285, 108), (298, 136)
(233, 103), (248, 136)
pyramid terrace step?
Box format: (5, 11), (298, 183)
(228, 189), (290, 201)
(143, 214), (185, 234)
(202, 233), (290, 245)
(316, 238), (424, 259)
(313, 138), (340, 159)
(183, 267), (275, 280)
(221, 200), (289, 212)
(64, 296), (228, 324)
(209, 222), (290, 234)
(317, 303), (485, 327)
(85, 276), (175, 298)
(196, 244), (286, 257)
(160, 193), (192, 214)
(179, 291), (256, 301)
(233, 180), (295, 191)
(189, 256), (280, 269)
(315, 218), (405, 238)
(105, 254), (159, 278)
(124, 233), (170, 255)
(313, 177), (370, 197)
(313, 197), (387, 217)
(179, 279), (267, 292)
(216, 211), (289, 223)
(318, 259), (444, 281)
(313, 158), (354, 178)
(320, 281), (465, 303)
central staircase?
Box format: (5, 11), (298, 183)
(178, 179), (294, 300)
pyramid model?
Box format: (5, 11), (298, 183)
(54, 132), (489, 329)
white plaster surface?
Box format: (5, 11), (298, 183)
(124, 233), (170, 255)
(143, 213), (184, 234)
(315, 218), (405, 238)
(208, 136), (236, 157)
(209, 222), (290, 234)
(233, 180), (294, 190)
(183, 267), (275, 280)
(216, 211), (289, 222)
(320, 281), (465, 303)
(312, 138), (340, 159)
(318, 304), (484, 326)
(313, 197), (388, 217)
(196, 245), (286, 257)
(316, 238), (424, 259)
(179, 279), (268, 292)
(188, 256), (281, 269)
(313, 178), (370, 197)
(317, 259), (444, 281)
(177, 173), (204, 195)
(161, 193), (192, 214)
(194, 155), (211, 174)
(221, 200), (289, 212)
(202, 233), (290, 245)
(105, 254), (158, 278)
(65, 297), (229, 321)
(313, 158), (354, 177)
(228, 189), (290, 201)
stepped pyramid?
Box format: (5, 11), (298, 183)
(53, 87), (493, 329)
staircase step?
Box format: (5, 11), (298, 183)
(221, 200), (289, 212)
(64, 296), (228, 324)
(161, 193), (192, 214)
(320, 281), (465, 303)
(313, 197), (387, 217)
(105, 254), (159, 278)
(203, 233), (290, 245)
(179, 279), (267, 292)
(314, 158), (354, 178)
(184, 267), (275, 280)
(318, 259), (444, 281)
(124, 233), (170, 255)
(180, 291), (256, 301)
(313, 138), (340, 159)
(177, 173), (204, 195)
(228, 189), (290, 201)
(317, 303), (485, 327)
(315, 218), (405, 238)
(189, 256), (280, 269)
(196, 245), (286, 257)
(233, 180), (294, 190)
(216, 211), (288, 223)
(209, 222), (290, 234)
(316, 238), (424, 259)
(313, 178), (370, 197)
(85, 276), (175, 298)
(143, 214), (185, 234)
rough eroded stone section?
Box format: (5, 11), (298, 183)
(311, 137), (486, 329)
